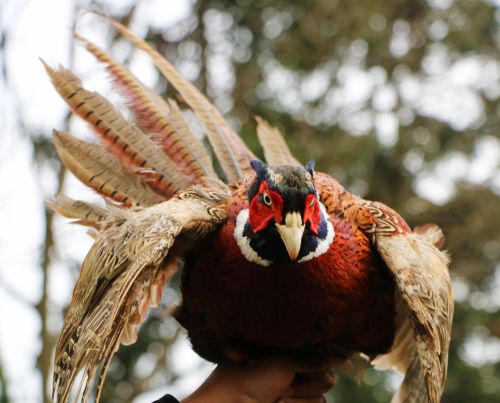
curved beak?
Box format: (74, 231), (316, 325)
(275, 212), (305, 261)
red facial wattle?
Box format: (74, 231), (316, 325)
(303, 193), (321, 235)
(249, 181), (284, 232)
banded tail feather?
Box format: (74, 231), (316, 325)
(74, 33), (216, 181)
(53, 131), (166, 206)
(255, 116), (301, 166)
(43, 61), (188, 197)
(99, 13), (256, 183)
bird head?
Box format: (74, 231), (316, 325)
(234, 160), (335, 266)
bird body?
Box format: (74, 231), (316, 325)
(45, 15), (453, 403)
(178, 171), (396, 365)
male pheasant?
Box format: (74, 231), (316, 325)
(45, 15), (453, 403)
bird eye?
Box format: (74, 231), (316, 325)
(262, 191), (272, 206)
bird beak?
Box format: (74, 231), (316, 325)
(275, 212), (305, 261)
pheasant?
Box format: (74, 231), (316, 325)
(45, 15), (453, 403)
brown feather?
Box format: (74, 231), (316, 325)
(53, 131), (165, 206)
(414, 224), (446, 250)
(391, 356), (429, 403)
(52, 184), (229, 403)
(160, 98), (217, 178)
(74, 33), (216, 181)
(372, 297), (414, 375)
(43, 61), (188, 197)
(362, 201), (453, 403)
(46, 195), (108, 229)
(255, 116), (301, 166)
(99, 14), (256, 183)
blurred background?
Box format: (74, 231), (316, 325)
(1, 0), (499, 402)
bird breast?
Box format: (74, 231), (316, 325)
(179, 193), (397, 362)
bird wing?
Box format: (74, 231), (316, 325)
(52, 185), (229, 403)
(358, 200), (453, 403)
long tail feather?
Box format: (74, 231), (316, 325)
(160, 98), (217, 178)
(43, 61), (188, 197)
(255, 116), (301, 166)
(100, 14), (256, 182)
(74, 33), (216, 181)
(53, 131), (165, 206)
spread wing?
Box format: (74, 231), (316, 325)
(360, 201), (453, 403)
(52, 185), (229, 403)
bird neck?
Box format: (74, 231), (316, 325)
(233, 203), (334, 266)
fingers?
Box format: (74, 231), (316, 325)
(277, 397), (326, 403)
(293, 371), (334, 397)
(241, 357), (336, 402)
(212, 360), (296, 401)
(287, 371), (335, 398)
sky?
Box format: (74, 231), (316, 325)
(0, 0), (499, 402)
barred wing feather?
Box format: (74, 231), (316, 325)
(363, 202), (453, 403)
(52, 186), (229, 403)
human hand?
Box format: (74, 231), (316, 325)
(182, 358), (337, 403)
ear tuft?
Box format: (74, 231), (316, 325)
(250, 160), (267, 179)
(305, 160), (315, 177)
